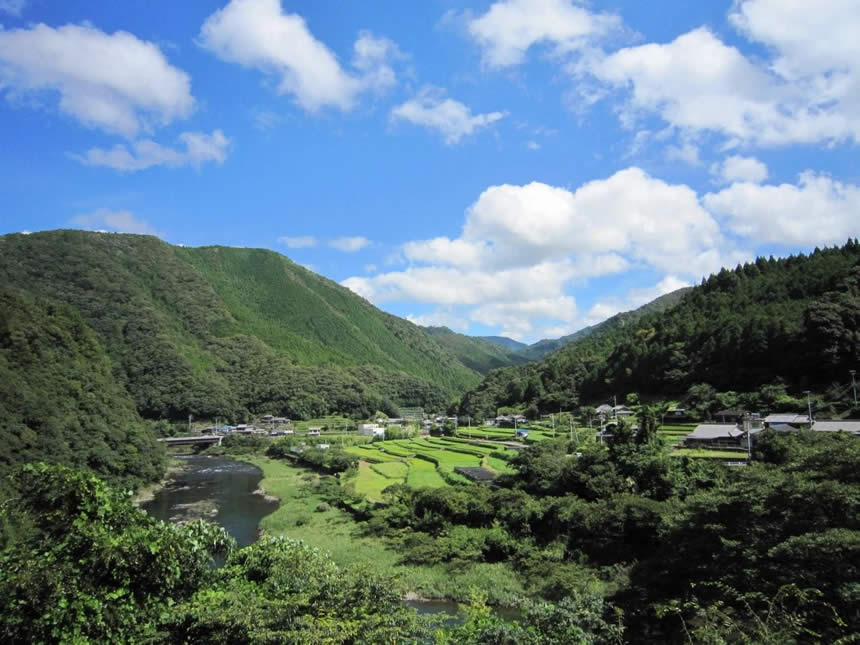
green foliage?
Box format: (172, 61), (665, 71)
(164, 537), (433, 643)
(0, 463), (234, 643)
(0, 231), (480, 427)
(0, 287), (164, 489)
(460, 243), (860, 417)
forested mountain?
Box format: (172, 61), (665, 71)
(0, 288), (164, 487)
(515, 287), (692, 361)
(0, 231), (482, 429)
(478, 335), (527, 352)
(459, 242), (860, 418)
(423, 326), (528, 373)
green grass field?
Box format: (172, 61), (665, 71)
(241, 456), (523, 604)
(405, 458), (448, 488)
(354, 461), (403, 500)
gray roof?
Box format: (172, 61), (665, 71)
(812, 420), (860, 434)
(687, 424), (744, 440)
(764, 414), (810, 424)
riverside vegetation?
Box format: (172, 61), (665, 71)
(2, 232), (859, 642)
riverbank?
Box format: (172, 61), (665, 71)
(241, 455), (524, 606)
(132, 457), (188, 505)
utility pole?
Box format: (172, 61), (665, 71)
(804, 390), (813, 425)
(851, 370), (857, 407)
(552, 413), (556, 438)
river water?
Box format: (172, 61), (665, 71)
(141, 455), (278, 547)
(142, 455), (513, 622)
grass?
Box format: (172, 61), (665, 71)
(354, 462), (403, 501)
(371, 461), (410, 479)
(406, 458), (448, 488)
(484, 456), (517, 474)
(241, 456), (523, 604)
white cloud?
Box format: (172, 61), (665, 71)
(628, 275), (691, 308)
(72, 129), (230, 171)
(278, 235), (317, 248)
(199, 0), (399, 112)
(0, 23), (193, 137)
(461, 169), (728, 276)
(711, 155), (768, 185)
(352, 31), (400, 93)
(329, 236), (370, 252)
(466, 0), (621, 68)
(704, 171), (860, 246)
(406, 311), (470, 332)
(0, 0), (26, 16)
(342, 167), (757, 340)
(526, 140), (540, 150)
(665, 141), (701, 166)
(583, 0), (860, 147)
(390, 86), (505, 144)
(582, 275), (691, 328)
(70, 209), (160, 236)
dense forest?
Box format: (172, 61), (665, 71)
(0, 230), (482, 428)
(460, 242), (860, 419)
(0, 287), (164, 489)
(2, 428), (856, 642)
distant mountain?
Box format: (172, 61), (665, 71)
(479, 336), (528, 352)
(516, 287), (692, 361)
(459, 242), (860, 419)
(424, 327), (528, 374)
(0, 231), (483, 431)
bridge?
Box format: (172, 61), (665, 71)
(158, 435), (222, 447)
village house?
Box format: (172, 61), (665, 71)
(359, 423), (385, 438)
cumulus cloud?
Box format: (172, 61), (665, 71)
(390, 87), (505, 144)
(704, 171), (860, 246)
(342, 167), (765, 341)
(72, 130), (230, 171)
(0, 23), (193, 137)
(278, 235), (317, 248)
(70, 209), (161, 236)
(581, 0), (860, 146)
(199, 0), (399, 112)
(466, 0), (621, 68)
(329, 236), (370, 252)
(711, 155), (768, 185)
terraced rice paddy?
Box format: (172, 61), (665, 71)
(342, 437), (519, 501)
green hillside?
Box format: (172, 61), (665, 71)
(0, 231), (480, 424)
(459, 243), (860, 418)
(423, 326), (528, 374)
(0, 287), (164, 487)
(479, 335), (527, 352)
(515, 287), (692, 361)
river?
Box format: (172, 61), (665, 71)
(141, 454), (279, 547)
(142, 455), (510, 622)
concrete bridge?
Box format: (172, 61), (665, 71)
(158, 435), (222, 447)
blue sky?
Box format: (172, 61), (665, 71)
(2, 0), (859, 342)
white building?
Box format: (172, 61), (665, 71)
(359, 423), (385, 437)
